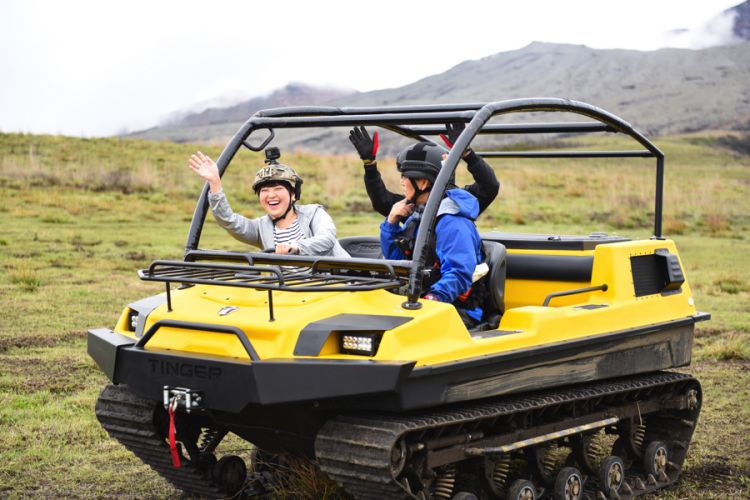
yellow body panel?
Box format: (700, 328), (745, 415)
(115, 239), (697, 368)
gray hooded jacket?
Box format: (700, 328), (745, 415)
(208, 191), (350, 258)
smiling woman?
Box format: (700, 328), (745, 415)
(187, 149), (349, 257)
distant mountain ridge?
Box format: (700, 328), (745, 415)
(173, 83), (357, 127)
(133, 83), (357, 142)
(131, 41), (750, 149)
(730, 0), (750, 39)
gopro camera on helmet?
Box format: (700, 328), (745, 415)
(264, 147), (281, 165)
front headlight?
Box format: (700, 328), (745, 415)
(127, 309), (139, 332)
(340, 333), (381, 356)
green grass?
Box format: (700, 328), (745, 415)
(0, 131), (748, 497)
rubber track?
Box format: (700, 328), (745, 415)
(315, 371), (698, 499)
(95, 384), (225, 498)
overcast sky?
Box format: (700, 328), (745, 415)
(0, 0), (743, 137)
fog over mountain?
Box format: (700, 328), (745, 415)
(661, 0), (750, 47)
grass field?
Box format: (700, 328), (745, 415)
(0, 131), (748, 498)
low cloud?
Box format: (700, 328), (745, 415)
(663, 10), (742, 49)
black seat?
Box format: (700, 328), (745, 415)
(477, 241), (507, 330)
(338, 236), (383, 259)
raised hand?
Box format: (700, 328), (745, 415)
(349, 126), (379, 163)
(188, 151), (222, 192)
(188, 151), (219, 182)
(439, 122), (465, 148)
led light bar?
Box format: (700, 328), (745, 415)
(340, 333), (381, 356)
(127, 309), (139, 332)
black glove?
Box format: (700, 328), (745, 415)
(349, 126), (378, 163)
(440, 122), (465, 148)
(441, 122), (473, 158)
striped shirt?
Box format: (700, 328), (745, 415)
(273, 218), (304, 246)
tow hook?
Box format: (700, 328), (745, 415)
(163, 386), (203, 414)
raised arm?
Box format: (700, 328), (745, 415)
(189, 151), (263, 247)
(462, 152), (500, 214)
(440, 123), (500, 214)
(350, 126), (402, 217)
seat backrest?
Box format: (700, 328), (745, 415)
(338, 236), (383, 259)
(482, 241), (507, 317)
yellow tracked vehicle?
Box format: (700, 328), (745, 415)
(89, 99), (708, 499)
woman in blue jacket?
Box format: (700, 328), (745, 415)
(380, 142), (484, 326)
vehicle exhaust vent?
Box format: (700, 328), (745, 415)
(631, 249), (685, 297)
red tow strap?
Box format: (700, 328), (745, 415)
(373, 132), (379, 157)
(168, 404), (181, 468)
(457, 286), (472, 302)
(439, 133), (454, 148)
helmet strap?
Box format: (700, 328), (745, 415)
(407, 178), (432, 204)
(272, 201), (296, 225)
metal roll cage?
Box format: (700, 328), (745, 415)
(184, 98), (665, 308)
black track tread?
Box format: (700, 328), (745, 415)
(96, 384), (225, 498)
(315, 371), (698, 499)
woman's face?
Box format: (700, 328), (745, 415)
(258, 183), (294, 219)
(400, 175), (416, 200)
(400, 176), (430, 202)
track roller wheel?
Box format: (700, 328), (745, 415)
(553, 467), (583, 500)
(506, 479), (537, 500)
(212, 455), (247, 495)
(598, 455), (625, 498)
(643, 441), (668, 478)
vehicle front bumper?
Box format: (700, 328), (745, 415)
(88, 328), (416, 413)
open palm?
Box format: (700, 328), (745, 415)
(188, 151), (219, 183)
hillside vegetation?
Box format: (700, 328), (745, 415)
(0, 132), (748, 497)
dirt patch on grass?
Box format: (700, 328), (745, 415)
(667, 460), (750, 498)
(0, 330), (82, 353)
(0, 353), (95, 394)
(123, 250), (147, 261)
(684, 460), (749, 485)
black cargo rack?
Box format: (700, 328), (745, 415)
(139, 260), (406, 293)
(139, 251), (410, 320)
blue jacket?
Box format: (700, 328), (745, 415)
(380, 189), (484, 322)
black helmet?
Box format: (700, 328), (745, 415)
(397, 142), (444, 184)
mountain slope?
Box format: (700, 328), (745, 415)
(343, 42), (750, 135)
(132, 42), (750, 149)
(133, 83), (357, 143)
(729, 0), (750, 40)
